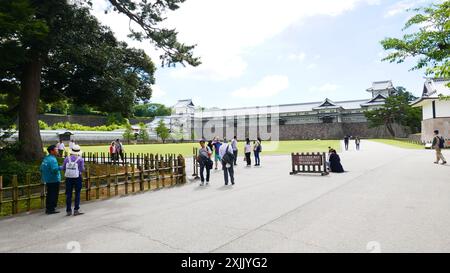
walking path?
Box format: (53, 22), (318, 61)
(0, 141), (449, 253)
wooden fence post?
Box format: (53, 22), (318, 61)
(0, 176), (3, 215)
(114, 165), (119, 196)
(26, 173), (31, 212)
(86, 165), (91, 201)
(170, 154), (174, 186)
(106, 164), (111, 198)
(125, 163), (129, 195)
(131, 164), (135, 193)
(95, 166), (100, 200)
(12, 175), (18, 214)
(155, 155), (160, 189)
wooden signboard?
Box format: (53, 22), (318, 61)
(290, 152), (329, 176)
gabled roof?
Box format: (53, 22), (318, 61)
(422, 78), (450, 97)
(360, 94), (387, 107)
(366, 80), (395, 92)
(173, 99), (194, 108)
(312, 98), (342, 110)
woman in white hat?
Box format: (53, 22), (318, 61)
(61, 144), (85, 216)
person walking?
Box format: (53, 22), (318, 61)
(244, 138), (252, 167)
(57, 140), (65, 157)
(197, 140), (213, 186)
(219, 140), (235, 186)
(355, 137), (361, 151)
(253, 138), (262, 166)
(109, 141), (117, 164)
(344, 136), (350, 151)
(61, 144), (85, 216)
(69, 140), (75, 151)
(115, 139), (125, 163)
(40, 145), (62, 215)
(432, 130), (447, 165)
(231, 136), (239, 166)
(212, 137), (222, 170)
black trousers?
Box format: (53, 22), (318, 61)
(344, 142), (349, 150)
(46, 182), (60, 213)
(245, 152), (251, 166)
(233, 150), (238, 165)
(199, 163), (210, 183)
(222, 162), (235, 185)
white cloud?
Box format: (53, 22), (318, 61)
(309, 83), (340, 92)
(92, 0), (381, 81)
(151, 85), (166, 98)
(288, 52), (307, 62)
(384, 0), (428, 18)
(307, 63), (319, 70)
(231, 75), (290, 98)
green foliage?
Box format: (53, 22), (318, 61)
(380, 1), (450, 83)
(122, 124), (135, 144)
(138, 122), (150, 144)
(364, 88), (422, 137)
(106, 112), (128, 126)
(0, 143), (41, 186)
(49, 122), (123, 131)
(38, 120), (48, 130)
(155, 120), (170, 143)
(133, 103), (172, 118)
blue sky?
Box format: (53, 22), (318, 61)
(94, 0), (440, 108)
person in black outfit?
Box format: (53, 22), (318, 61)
(344, 136), (350, 151)
(329, 149), (345, 173)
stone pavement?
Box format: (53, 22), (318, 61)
(0, 141), (449, 253)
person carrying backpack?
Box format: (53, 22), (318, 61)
(219, 140), (235, 186)
(61, 144), (85, 216)
(197, 140), (213, 186)
(432, 130), (447, 165)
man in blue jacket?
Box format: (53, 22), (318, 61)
(40, 145), (62, 214)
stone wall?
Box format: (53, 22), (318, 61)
(421, 118), (450, 143)
(192, 121), (410, 141)
(38, 114), (153, 126)
(279, 122), (409, 140)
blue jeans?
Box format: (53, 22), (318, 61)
(254, 151), (261, 165)
(65, 177), (82, 212)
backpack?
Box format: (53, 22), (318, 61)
(222, 145), (235, 165)
(438, 137), (445, 149)
(65, 156), (80, 178)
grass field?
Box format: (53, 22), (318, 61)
(81, 140), (341, 157)
(370, 139), (425, 149)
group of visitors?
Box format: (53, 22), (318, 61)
(109, 139), (125, 163)
(197, 136), (263, 186)
(344, 135), (361, 151)
(40, 143), (85, 216)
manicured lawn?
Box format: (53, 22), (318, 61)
(370, 139), (425, 149)
(81, 140), (341, 157)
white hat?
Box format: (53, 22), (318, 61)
(70, 144), (82, 156)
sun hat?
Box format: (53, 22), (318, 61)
(70, 144), (83, 156)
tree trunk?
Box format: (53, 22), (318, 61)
(18, 57), (44, 162)
(386, 122), (396, 138)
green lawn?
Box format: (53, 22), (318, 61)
(370, 139), (425, 149)
(81, 140), (341, 157)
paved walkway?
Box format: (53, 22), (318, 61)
(1, 141), (449, 253)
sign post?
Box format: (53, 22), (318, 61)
(290, 152), (329, 176)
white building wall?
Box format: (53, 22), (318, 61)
(422, 102), (434, 120)
(436, 100), (450, 118)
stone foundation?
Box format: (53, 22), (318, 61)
(421, 118), (450, 143)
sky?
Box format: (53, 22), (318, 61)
(92, 0), (440, 109)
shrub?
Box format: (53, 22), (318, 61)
(38, 120), (49, 130)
